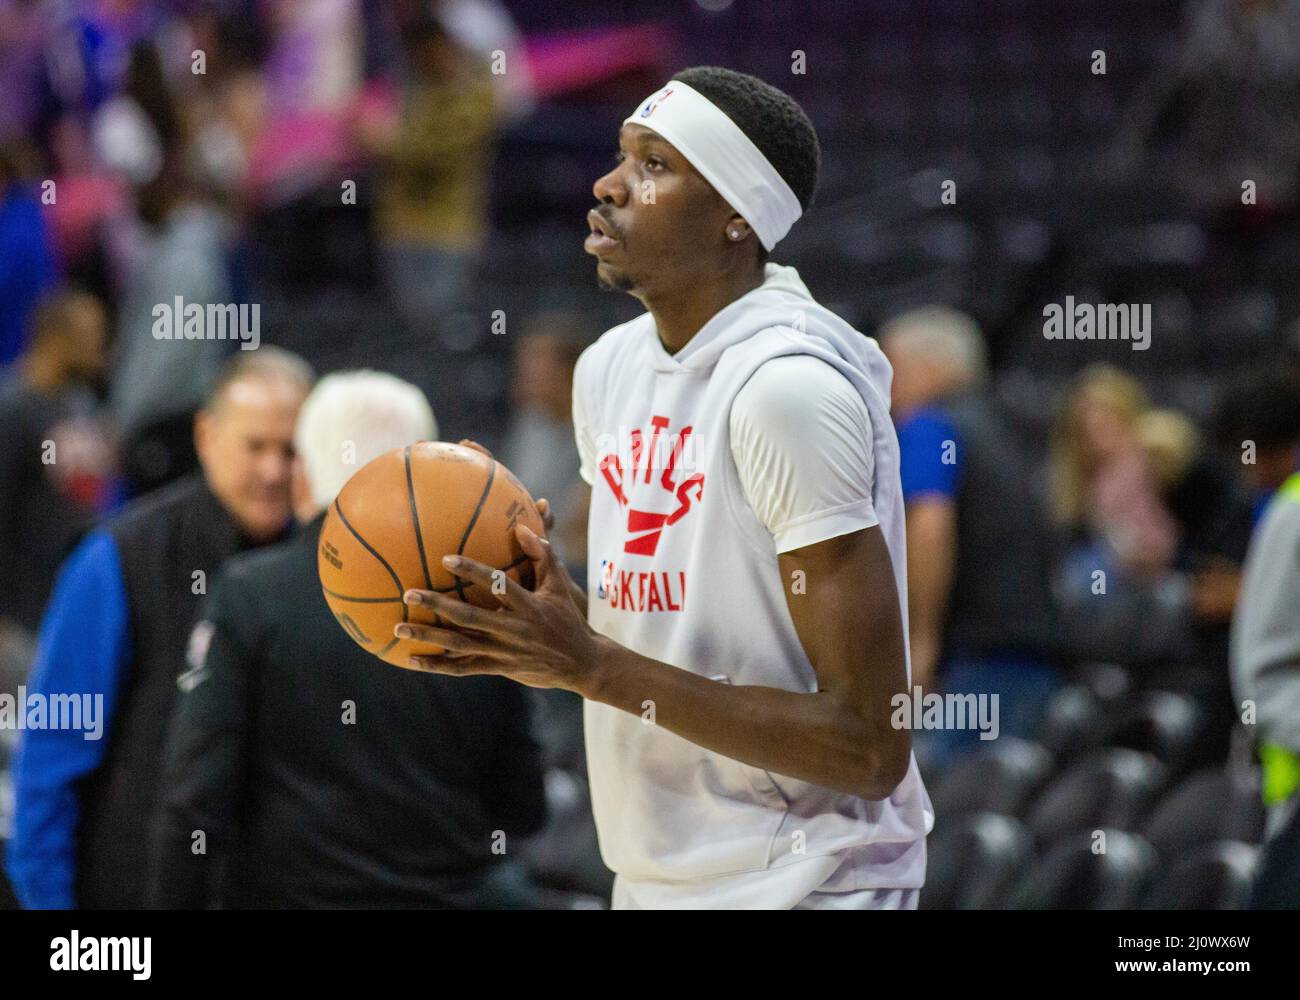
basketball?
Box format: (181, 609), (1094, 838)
(317, 441), (545, 669)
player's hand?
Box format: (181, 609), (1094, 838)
(535, 498), (555, 534)
(397, 523), (604, 694)
(458, 439), (554, 535)
(458, 438), (492, 459)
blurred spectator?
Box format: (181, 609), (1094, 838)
(500, 312), (591, 576)
(0, 0), (47, 139)
(880, 307), (1061, 763)
(34, 0), (184, 123)
(189, 67), (264, 199)
(1232, 469), (1300, 908)
(43, 113), (124, 303)
(151, 369), (547, 908)
(109, 161), (235, 494)
(1213, 365), (1300, 524)
(1050, 367), (1194, 666)
(436, 0), (537, 121)
(7, 348), (312, 909)
(0, 291), (116, 635)
(1145, 411), (1253, 767)
(0, 143), (59, 367)
(1051, 366), (1254, 708)
(1144, 408), (1254, 627)
(263, 0), (362, 122)
(361, 15), (498, 326)
(1052, 369), (1179, 578)
(92, 40), (182, 188)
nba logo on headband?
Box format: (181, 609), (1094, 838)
(640, 87), (675, 119)
(624, 80), (803, 250)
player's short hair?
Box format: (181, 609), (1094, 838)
(204, 346), (316, 412)
(878, 305), (990, 386)
(294, 370), (438, 510)
(670, 66), (821, 215)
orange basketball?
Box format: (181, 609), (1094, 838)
(317, 441), (544, 669)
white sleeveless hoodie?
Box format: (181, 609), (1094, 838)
(574, 263), (934, 898)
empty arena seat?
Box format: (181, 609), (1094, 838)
(1009, 829), (1158, 909)
(1141, 841), (1260, 910)
(1073, 662), (1134, 707)
(1143, 766), (1266, 858)
(922, 812), (1034, 910)
(1035, 685), (1106, 763)
(1098, 691), (1209, 780)
(929, 738), (1054, 818)
(1025, 748), (1168, 845)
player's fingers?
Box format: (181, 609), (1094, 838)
(517, 522), (547, 562)
(438, 554), (529, 610)
(517, 524), (567, 592)
(394, 621), (480, 651)
(407, 654), (498, 676)
(401, 588), (508, 634)
(536, 497), (555, 533)
(458, 439), (494, 461)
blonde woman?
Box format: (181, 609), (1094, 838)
(1050, 366), (1195, 669)
(1050, 365), (1179, 578)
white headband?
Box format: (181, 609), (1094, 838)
(623, 81), (802, 251)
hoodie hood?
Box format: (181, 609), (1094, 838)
(650, 262), (894, 415)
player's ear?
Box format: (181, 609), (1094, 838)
(193, 408), (211, 463)
(725, 215), (752, 244)
(290, 456), (315, 523)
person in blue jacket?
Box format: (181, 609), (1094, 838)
(0, 145), (59, 368)
(7, 348), (312, 908)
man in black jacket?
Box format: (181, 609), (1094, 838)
(8, 347), (313, 909)
(881, 307), (1062, 767)
(0, 290), (112, 636)
(150, 371), (547, 908)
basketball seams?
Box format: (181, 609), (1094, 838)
(331, 498), (409, 628)
(404, 445), (433, 590)
(453, 460), (496, 601)
(322, 586), (406, 603)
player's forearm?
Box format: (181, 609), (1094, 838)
(584, 636), (905, 800)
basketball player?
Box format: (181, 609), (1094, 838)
(398, 66), (934, 909)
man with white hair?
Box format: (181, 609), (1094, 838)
(149, 370), (546, 908)
(880, 307), (1061, 768)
